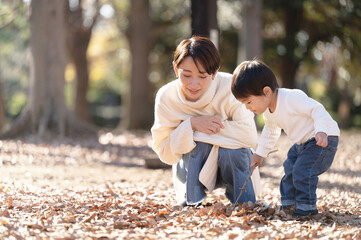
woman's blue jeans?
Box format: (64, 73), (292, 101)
(174, 141), (256, 205)
(281, 136), (338, 211)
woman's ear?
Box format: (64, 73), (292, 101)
(263, 86), (272, 96)
(172, 61), (179, 78)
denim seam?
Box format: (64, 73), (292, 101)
(304, 146), (323, 207)
(226, 150), (237, 203)
(186, 195), (207, 206)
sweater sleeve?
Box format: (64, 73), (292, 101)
(151, 99), (196, 165)
(194, 98), (258, 149)
(255, 115), (282, 158)
(220, 102), (258, 148)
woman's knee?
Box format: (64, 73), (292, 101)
(218, 148), (251, 170)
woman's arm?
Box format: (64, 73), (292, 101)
(151, 102), (196, 165)
(194, 100), (258, 149)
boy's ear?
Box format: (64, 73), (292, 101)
(263, 86), (272, 96)
(172, 61), (179, 77)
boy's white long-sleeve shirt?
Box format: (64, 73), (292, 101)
(151, 72), (261, 194)
(255, 88), (340, 158)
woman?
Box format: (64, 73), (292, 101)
(151, 36), (261, 206)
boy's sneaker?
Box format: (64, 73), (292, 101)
(280, 205), (296, 215)
(292, 209), (318, 218)
(255, 201), (269, 208)
(280, 205), (295, 210)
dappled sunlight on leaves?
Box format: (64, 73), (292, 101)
(0, 131), (359, 239)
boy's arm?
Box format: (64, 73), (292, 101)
(315, 131), (328, 147)
(255, 117), (282, 158)
(250, 153), (264, 168)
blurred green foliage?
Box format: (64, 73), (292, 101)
(0, 1), (29, 128)
(0, 0), (360, 128)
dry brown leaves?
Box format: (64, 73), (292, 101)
(0, 131), (360, 239)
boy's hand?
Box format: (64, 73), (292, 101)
(191, 116), (224, 135)
(315, 132), (328, 147)
(250, 154), (263, 168)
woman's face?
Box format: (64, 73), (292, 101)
(173, 56), (216, 102)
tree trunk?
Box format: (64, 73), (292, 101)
(73, 48), (90, 122)
(280, 60), (299, 89)
(29, 0), (67, 136)
(338, 84), (350, 129)
(191, 0), (208, 37)
(238, 0), (263, 130)
(279, 7), (303, 88)
(238, 0), (263, 63)
(191, 0), (218, 44)
(208, 0), (219, 48)
(66, 0), (96, 122)
(0, 0), (96, 138)
(125, 0), (153, 130)
(0, 75), (5, 129)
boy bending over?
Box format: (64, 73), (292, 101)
(231, 59), (340, 217)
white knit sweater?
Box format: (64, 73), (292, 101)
(151, 72), (261, 195)
(256, 88), (340, 158)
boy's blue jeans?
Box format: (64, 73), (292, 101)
(174, 141), (256, 205)
(281, 136), (338, 211)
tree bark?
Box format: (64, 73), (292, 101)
(338, 83), (350, 129)
(28, 0), (67, 136)
(208, 0), (219, 48)
(237, 0), (263, 130)
(0, 0), (96, 138)
(238, 0), (263, 63)
(66, 0), (97, 122)
(125, 0), (154, 130)
(191, 0), (218, 44)
(191, 0), (208, 37)
(279, 7), (303, 88)
(0, 75), (5, 129)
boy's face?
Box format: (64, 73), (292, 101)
(238, 87), (275, 114)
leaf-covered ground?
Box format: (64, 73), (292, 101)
(0, 130), (360, 239)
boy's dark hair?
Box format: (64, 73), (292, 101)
(173, 36), (220, 75)
(231, 59), (279, 99)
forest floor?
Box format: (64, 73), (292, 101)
(0, 130), (360, 239)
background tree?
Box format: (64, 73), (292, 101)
(1, 0), (360, 131)
(0, 75), (4, 129)
(66, 0), (99, 122)
(191, 0), (218, 46)
(0, 0), (25, 130)
(263, 0), (361, 127)
(238, 0), (263, 63)
(125, 0), (153, 129)
(1, 0), (94, 138)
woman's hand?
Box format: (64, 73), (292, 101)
(191, 116), (224, 135)
(250, 154), (263, 168)
(315, 132), (328, 147)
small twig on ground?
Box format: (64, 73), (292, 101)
(232, 149), (278, 211)
(232, 165), (255, 211)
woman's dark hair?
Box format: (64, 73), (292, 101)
(173, 36), (220, 75)
(231, 59), (279, 99)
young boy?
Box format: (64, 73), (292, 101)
(231, 59), (340, 217)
